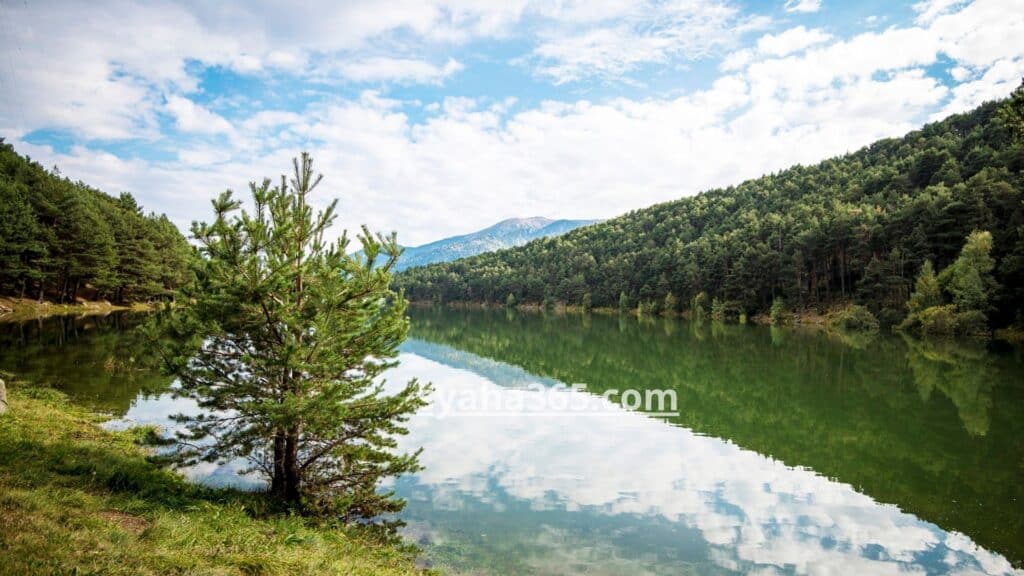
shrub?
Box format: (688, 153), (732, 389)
(769, 297), (787, 326)
(710, 299), (741, 323)
(918, 304), (957, 335)
(954, 310), (989, 336)
(543, 294), (556, 312)
(833, 304), (880, 333)
(663, 292), (678, 316)
(711, 298), (726, 322)
(691, 291), (709, 320)
(876, 307), (906, 329)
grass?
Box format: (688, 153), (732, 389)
(0, 384), (427, 576)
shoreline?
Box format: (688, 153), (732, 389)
(0, 297), (154, 322)
(408, 301), (1024, 344)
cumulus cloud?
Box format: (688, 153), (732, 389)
(756, 26), (832, 57)
(331, 57), (464, 84)
(783, 0), (822, 14)
(165, 96), (234, 135)
(1, 0), (1023, 248)
(526, 0), (769, 83)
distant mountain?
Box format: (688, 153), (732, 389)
(394, 217), (597, 271)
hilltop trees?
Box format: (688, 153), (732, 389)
(396, 88), (1024, 331)
(0, 140), (193, 303)
(156, 154), (429, 524)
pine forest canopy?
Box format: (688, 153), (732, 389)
(395, 84), (1024, 330)
(0, 140), (193, 303)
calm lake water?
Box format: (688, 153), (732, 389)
(1, 309), (1023, 575)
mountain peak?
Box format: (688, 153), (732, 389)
(396, 217), (596, 271)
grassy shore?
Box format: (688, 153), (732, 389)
(0, 384), (426, 576)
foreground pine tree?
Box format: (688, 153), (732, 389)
(157, 153), (429, 525)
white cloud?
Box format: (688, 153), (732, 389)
(525, 0), (765, 84)
(912, 0), (968, 24)
(783, 0), (822, 14)
(332, 57), (463, 84)
(756, 26), (831, 57)
(933, 58), (1024, 119)
(165, 96), (234, 135)
(2, 0), (1024, 248)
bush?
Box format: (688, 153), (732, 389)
(710, 298), (726, 322)
(691, 291), (709, 320)
(769, 297), (788, 326)
(876, 307), (905, 329)
(543, 295), (556, 312)
(918, 304), (957, 335)
(710, 299), (741, 323)
(663, 292), (678, 316)
(954, 310), (989, 336)
(900, 305), (990, 337)
(833, 304), (880, 333)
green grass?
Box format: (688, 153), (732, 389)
(0, 385), (428, 576)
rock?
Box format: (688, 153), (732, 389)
(0, 378), (7, 415)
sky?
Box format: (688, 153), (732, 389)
(1, 0), (1022, 247)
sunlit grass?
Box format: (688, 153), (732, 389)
(0, 385), (427, 576)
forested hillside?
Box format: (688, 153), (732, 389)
(397, 86), (1024, 329)
(0, 140), (193, 303)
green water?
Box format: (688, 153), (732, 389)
(0, 313), (173, 415)
(1, 309), (1022, 574)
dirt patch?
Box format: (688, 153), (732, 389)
(99, 510), (149, 535)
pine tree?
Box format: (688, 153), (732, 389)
(156, 154), (430, 524)
(618, 291), (629, 314)
(0, 179), (45, 296)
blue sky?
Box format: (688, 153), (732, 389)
(1, 0), (1022, 245)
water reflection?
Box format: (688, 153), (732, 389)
(0, 313), (174, 414)
(377, 341), (1019, 575)
(405, 308), (1024, 572)
(2, 311), (1022, 574)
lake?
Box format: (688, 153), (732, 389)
(1, 309), (1022, 575)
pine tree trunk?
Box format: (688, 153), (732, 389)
(271, 430), (286, 498)
(284, 428), (301, 505)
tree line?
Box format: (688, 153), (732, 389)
(396, 84), (1024, 331)
(0, 140), (193, 303)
